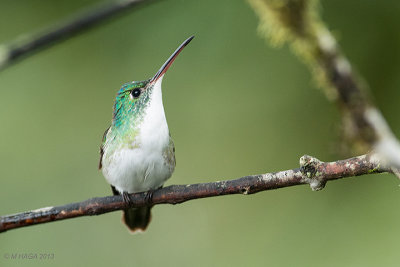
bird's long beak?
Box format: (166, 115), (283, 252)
(150, 36), (194, 84)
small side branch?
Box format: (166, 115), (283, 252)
(247, 0), (400, 168)
(0, 0), (152, 71)
(0, 153), (391, 233)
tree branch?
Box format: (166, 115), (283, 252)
(0, 0), (153, 71)
(0, 153), (392, 233)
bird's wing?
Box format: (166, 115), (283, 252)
(163, 135), (176, 169)
(110, 185), (119, 195)
(98, 126), (110, 170)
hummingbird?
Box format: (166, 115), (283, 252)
(99, 36), (194, 233)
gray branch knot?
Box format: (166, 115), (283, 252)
(300, 155), (326, 191)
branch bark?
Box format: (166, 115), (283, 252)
(0, 153), (392, 233)
(0, 0), (153, 71)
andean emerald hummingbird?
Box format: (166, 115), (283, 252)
(99, 36), (194, 233)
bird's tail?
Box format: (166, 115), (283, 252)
(122, 207), (152, 233)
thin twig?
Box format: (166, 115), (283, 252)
(0, 0), (153, 71)
(0, 153), (391, 233)
(314, 23), (400, 170)
(247, 0), (400, 169)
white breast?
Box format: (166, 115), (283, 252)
(139, 76), (170, 151)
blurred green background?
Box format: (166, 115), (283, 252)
(1, 0), (400, 266)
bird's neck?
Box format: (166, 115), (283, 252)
(138, 78), (170, 149)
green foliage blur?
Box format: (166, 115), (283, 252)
(1, 0), (400, 266)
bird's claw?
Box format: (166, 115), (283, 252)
(122, 192), (134, 207)
(144, 190), (154, 206)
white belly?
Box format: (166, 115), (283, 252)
(102, 146), (173, 193)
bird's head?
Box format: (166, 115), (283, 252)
(112, 36), (194, 130)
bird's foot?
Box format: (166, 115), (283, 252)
(122, 192), (134, 207)
(144, 190), (155, 206)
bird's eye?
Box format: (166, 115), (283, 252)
(130, 88), (141, 99)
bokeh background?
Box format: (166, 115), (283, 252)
(1, 0), (400, 266)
